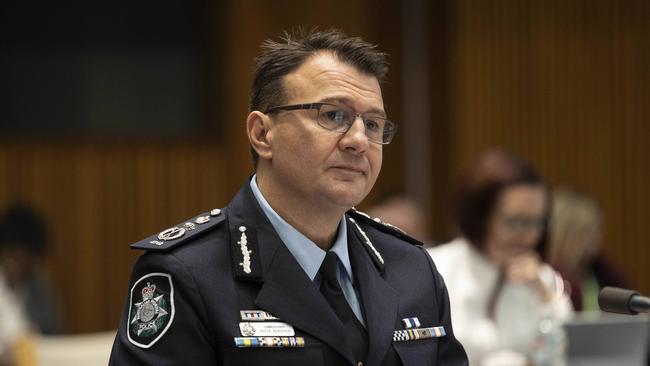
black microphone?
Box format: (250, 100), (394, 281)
(598, 287), (650, 315)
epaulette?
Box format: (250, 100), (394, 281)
(131, 208), (226, 252)
(347, 208), (423, 246)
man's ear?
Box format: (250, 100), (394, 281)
(246, 111), (273, 161)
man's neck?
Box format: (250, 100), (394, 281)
(255, 173), (344, 251)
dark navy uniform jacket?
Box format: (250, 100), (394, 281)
(110, 182), (468, 365)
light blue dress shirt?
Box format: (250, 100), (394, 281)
(250, 176), (364, 324)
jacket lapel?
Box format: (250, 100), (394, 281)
(255, 244), (354, 363)
(348, 217), (400, 366)
(226, 182), (355, 364)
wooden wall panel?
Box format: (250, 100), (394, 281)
(0, 0), (405, 333)
(2, 0), (647, 334)
(0, 143), (236, 332)
(444, 0), (650, 293)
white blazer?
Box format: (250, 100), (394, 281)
(428, 238), (573, 365)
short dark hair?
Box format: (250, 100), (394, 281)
(249, 28), (389, 166)
(0, 203), (47, 255)
(453, 148), (546, 251)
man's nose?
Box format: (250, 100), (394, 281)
(340, 117), (369, 153)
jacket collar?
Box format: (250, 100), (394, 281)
(226, 181), (399, 365)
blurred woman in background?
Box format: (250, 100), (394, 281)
(428, 149), (572, 365)
(547, 187), (630, 311)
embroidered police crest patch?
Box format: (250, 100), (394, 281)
(127, 273), (175, 348)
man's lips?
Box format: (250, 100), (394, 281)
(330, 165), (365, 175)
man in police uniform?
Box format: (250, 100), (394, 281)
(110, 29), (468, 365)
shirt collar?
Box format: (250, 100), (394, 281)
(250, 175), (353, 282)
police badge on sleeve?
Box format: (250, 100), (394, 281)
(127, 273), (175, 348)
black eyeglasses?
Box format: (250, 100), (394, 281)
(264, 102), (398, 144)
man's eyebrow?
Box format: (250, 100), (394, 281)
(319, 97), (387, 116)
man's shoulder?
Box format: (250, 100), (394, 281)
(347, 208), (423, 246)
(347, 208), (428, 273)
(130, 208), (227, 253)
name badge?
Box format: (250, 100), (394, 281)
(239, 322), (295, 337)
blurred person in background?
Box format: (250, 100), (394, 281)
(428, 149), (573, 365)
(365, 195), (432, 247)
(547, 187), (630, 311)
(0, 204), (60, 335)
(0, 261), (36, 366)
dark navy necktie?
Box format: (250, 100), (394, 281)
(319, 251), (368, 364)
